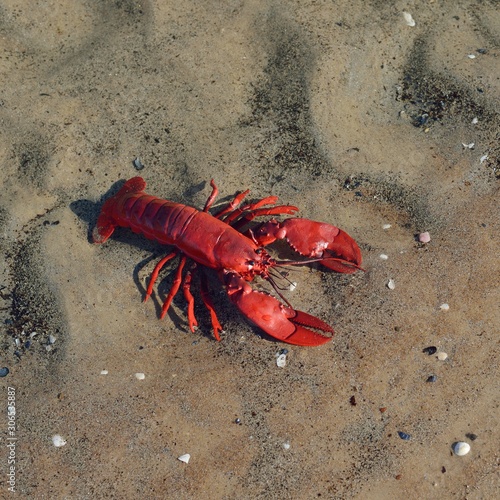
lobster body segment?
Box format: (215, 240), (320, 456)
(93, 177), (362, 346)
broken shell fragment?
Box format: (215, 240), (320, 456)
(440, 303), (450, 311)
(178, 453), (191, 463)
(437, 352), (448, 361)
(452, 442), (470, 456)
(135, 373), (145, 380)
(387, 279), (396, 290)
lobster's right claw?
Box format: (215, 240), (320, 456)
(224, 273), (333, 346)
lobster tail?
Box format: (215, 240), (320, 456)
(93, 177), (147, 243)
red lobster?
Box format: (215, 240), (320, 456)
(93, 177), (362, 346)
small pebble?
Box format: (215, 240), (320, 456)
(471, 117), (478, 124)
(276, 353), (287, 368)
(423, 346), (437, 355)
(418, 232), (431, 243)
(465, 433), (478, 441)
(452, 441), (470, 456)
(235, 418), (241, 425)
(48, 335), (57, 344)
(0, 367), (9, 377)
(100, 369), (109, 375)
(288, 282), (297, 291)
(379, 254), (388, 260)
(52, 435), (67, 447)
(437, 352), (448, 361)
(403, 12), (416, 26)
(133, 157), (144, 170)
(135, 373), (145, 380)
(283, 442), (291, 450)
(440, 303), (450, 311)
(178, 453), (190, 464)
(387, 279), (396, 290)
(426, 375), (437, 383)
(398, 431), (411, 441)
(382, 224), (392, 230)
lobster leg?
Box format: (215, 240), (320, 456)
(253, 218), (362, 274)
(144, 251), (178, 302)
(182, 265), (198, 332)
(224, 272), (333, 346)
(200, 272), (223, 341)
(159, 256), (187, 319)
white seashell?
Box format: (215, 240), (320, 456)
(480, 154), (488, 163)
(52, 435), (67, 447)
(437, 352), (448, 361)
(387, 279), (396, 290)
(453, 441), (470, 456)
(462, 142), (475, 149)
(283, 442), (291, 450)
(379, 254), (388, 260)
(471, 117), (478, 124)
(48, 335), (57, 344)
(288, 282), (297, 291)
(439, 303), (450, 311)
(100, 370), (109, 375)
(178, 453), (190, 463)
(382, 224), (392, 230)
(467, 54), (476, 59)
(403, 12), (416, 26)
(276, 354), (287, 368)
(135, 373), (145, 380)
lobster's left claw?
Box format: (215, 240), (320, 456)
(224, 273), (333, 346)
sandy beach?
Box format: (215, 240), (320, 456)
(0, 1), (498, 498)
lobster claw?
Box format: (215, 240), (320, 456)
(254, 218), (362, 274)
(224, 272), (333, 346)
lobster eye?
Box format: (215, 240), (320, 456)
(255, 248), (263, 254)
(247, 260), (255, 266)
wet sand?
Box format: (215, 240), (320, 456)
(0, 1), (498, 498)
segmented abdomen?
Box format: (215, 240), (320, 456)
(111, 192), (256, 271)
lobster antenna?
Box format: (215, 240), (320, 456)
(269, 268), (297, 289)
(265, 274), (293, 308)
(275, 257), (364, 271)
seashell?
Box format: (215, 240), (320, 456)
(380, 254), (388, 260)
(100, 369), (109, 375)
(382, 224), (392, 230)
(52, 435), (67, 447)
(403, 12), (416, 26)
(178, 453), (190, 463)
(398, 431), (411, 441)
(437, 352), (448, 361)
(135, 373), (145, 380)
(0, 367), (9, 377)
(387, 279), (396, 290)
(276, 353), (287, 368)
(439, 303), (450, 311)
(418, 232), (431, 243)
(452, 441), (470, 456)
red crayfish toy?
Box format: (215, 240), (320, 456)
(93, 177), (362, 346)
